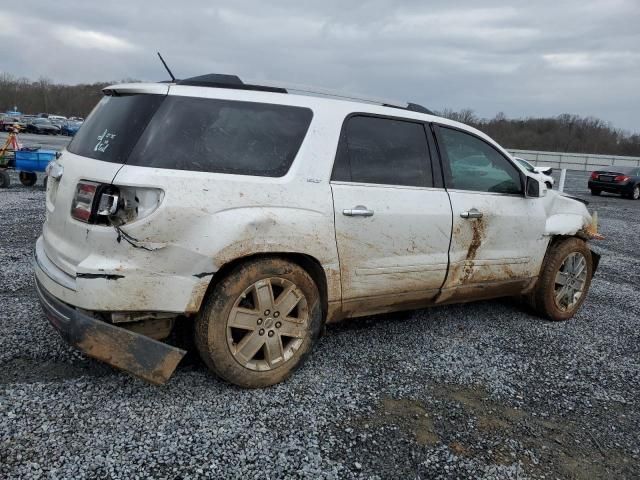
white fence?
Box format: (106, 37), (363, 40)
(508, 149), (640, 172)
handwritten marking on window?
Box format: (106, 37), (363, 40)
(95, 129), (117, 153)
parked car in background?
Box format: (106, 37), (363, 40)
(514, 157), (554, 188)
(588, 166), (640, 199)
(35, 75), (602, 388)
(1, 116), (26, 132)
(60, 120), (83, 136)
(50, 118), (65, 130)
(25, 118), (60, 135)
(48, 115), (68, 123)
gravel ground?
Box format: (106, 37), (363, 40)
(1, 169), (639, 479)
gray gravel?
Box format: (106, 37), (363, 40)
(1, 170), (639, 479)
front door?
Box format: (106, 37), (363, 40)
(331, 115), (453, 316)
(432, 124), (549, 302)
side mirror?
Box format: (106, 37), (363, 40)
(525, 176), (546, 198)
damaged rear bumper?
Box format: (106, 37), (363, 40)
(34, 277), (186, 384)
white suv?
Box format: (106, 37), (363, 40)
(34, 74), (601, 387)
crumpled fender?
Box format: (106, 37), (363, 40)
(543, 191), (592, 236)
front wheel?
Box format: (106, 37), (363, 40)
(19, 172), (37, 186)
(530, 238), (593, 321)
(195, 257), (322, 388)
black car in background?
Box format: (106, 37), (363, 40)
(588, 166), (640, 200)
(25, 118), (61, 135)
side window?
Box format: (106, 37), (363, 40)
(438, 126), (522, 194)
(332, 116), (432, 187)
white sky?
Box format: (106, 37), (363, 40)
(1, 0), (639, 132)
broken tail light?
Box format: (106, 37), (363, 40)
(71, 181), (100, 222)
(71, 181), (163, 225)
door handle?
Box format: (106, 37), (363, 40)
(343, 205), (374, 217)
(460, 208), (483, 219)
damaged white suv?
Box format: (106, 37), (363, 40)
(35, 74), (601, 387)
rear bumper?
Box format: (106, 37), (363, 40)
(35, 276), (185, 384)
(34, 235), (211, 313)
(588, 180), (633, 194)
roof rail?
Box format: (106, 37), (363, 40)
(248, 80), (434, 114)
(173, 74), (433, 115)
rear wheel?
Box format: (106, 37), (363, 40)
(0, 170), (10, 188)
(195, 257), (322, 388)
(628, 185), (640, 200)
(545, 181), (553, 189)
(590, 189), (601, 196)
(530, 238), (593, 321)
(19, 172), (37, 186)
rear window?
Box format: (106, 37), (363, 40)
(68, 94), (164, 163)
(128, 96), (312, 177)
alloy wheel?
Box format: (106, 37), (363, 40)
(226, 277), (309, 371)
(553, 252), (588, 312)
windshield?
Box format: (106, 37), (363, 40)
(516, 158), (535, 172)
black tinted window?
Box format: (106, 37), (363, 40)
(68, 94), (164, 163)
(129, 97), (312, 177)
(333, 116), (432, 187)
(438, 127), (522, 194)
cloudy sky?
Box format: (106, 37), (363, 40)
(1, 0), (639, 132)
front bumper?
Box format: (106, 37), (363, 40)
(35, 276), (186, 384)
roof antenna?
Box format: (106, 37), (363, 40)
(157, 52), (176, 82)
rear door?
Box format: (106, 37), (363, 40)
(331, 115), (452, 315)
(432, 124), (548, 302)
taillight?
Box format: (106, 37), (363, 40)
(71, 181), (99, 222)
(70, 180), (163, 225)
(590, 172), (599, 180)
(614, 175), (630, 182)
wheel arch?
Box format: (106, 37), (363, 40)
(543, 234), (600, 274)
(196, 252), (329, 322)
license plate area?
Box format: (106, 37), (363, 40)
(599, 175), (614, 182)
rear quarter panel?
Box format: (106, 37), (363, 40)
(111, 98), (347, 311)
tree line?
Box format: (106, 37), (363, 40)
(1, 73), (638, 156)
(0, 73), (110, 119)
(437, 109), (640, 157)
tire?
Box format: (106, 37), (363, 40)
(0, 170), (10, 188)
(43, 176), (48, 190)
(19, 171), (37, 187)
(590, 189), (601, 196)
(628, 185), (640, 200)
(530, 237), (593, 321)
(545, 182), (553, 189)
(195, 257), (322, 388)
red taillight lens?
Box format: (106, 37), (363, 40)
(71, 181), (99, 222)
(614, 175), (630, 182)
(590, 172), (599, 180)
